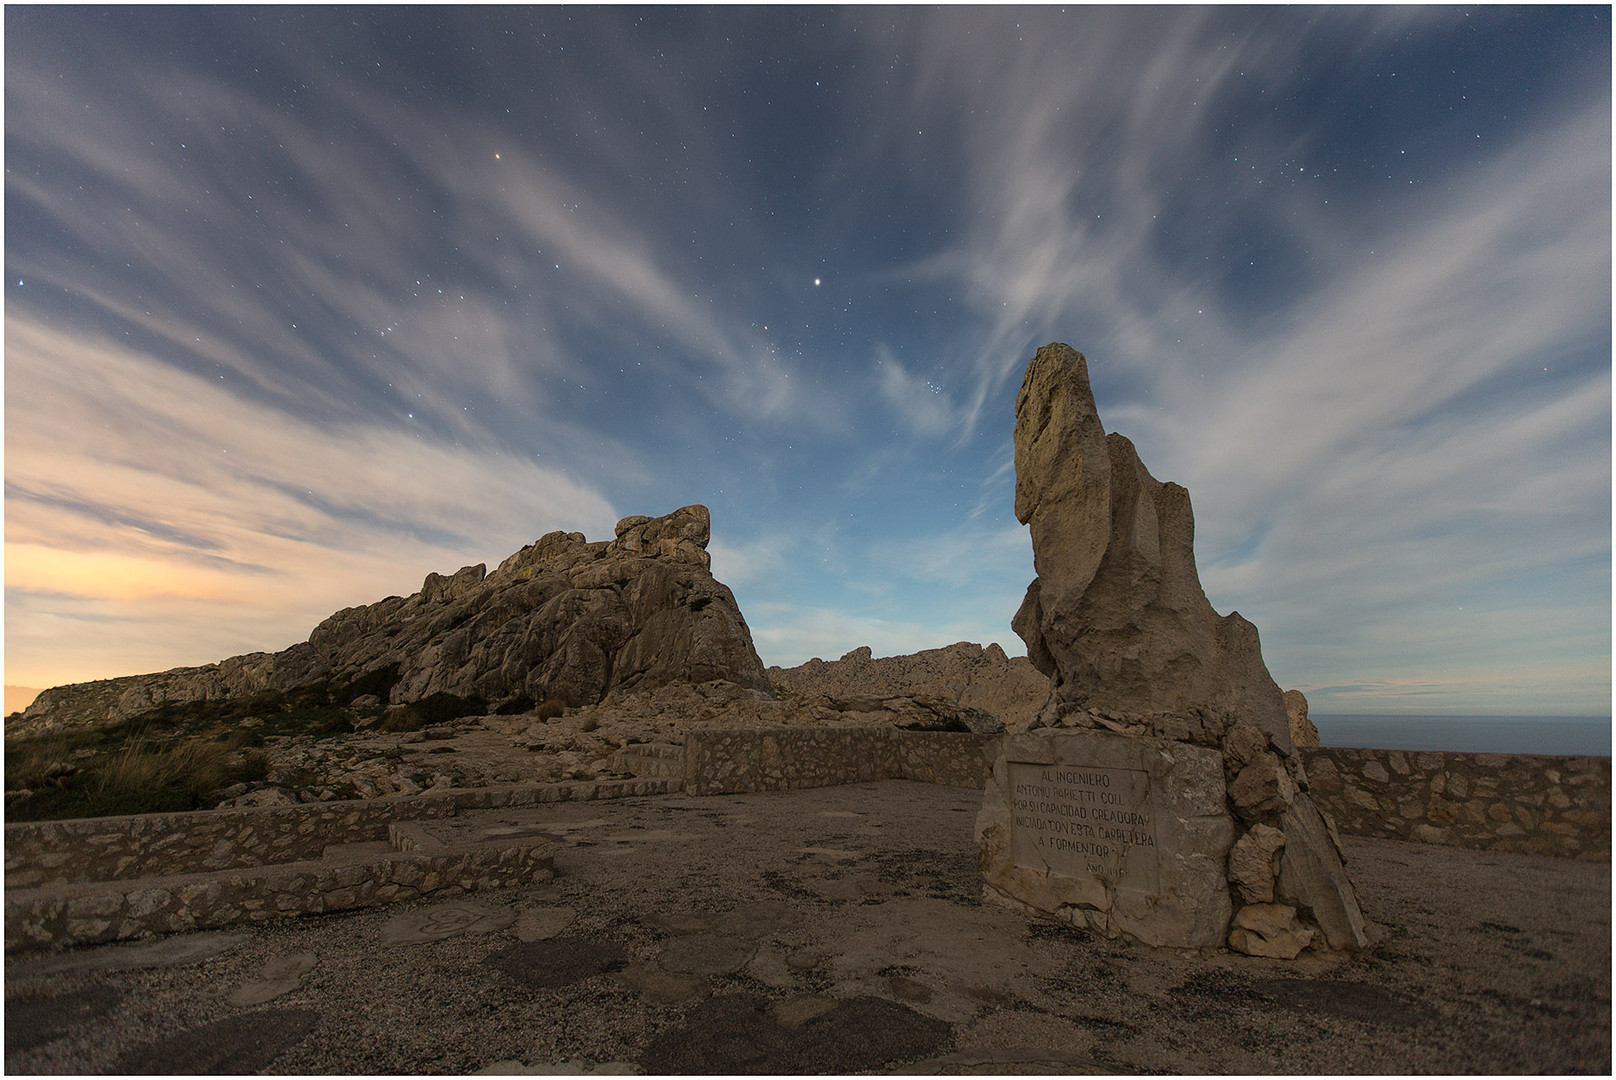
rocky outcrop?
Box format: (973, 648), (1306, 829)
(1284, 689), (1321, 748)
(768, 642), (1049, 730)
(19, 505), (772, 731)
(1006, 343), (1366, 955)
(1012, 342), (1292, 746)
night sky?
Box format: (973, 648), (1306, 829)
(5, 7), (1610, 716)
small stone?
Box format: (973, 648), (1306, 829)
(1227, 903), (1315, 959)
(1228, 752), (1296, 819)
(1228, 824), (1286, 904)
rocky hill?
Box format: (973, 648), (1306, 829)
(768, 642), (1050, 731)
(15, 505), (771, 735)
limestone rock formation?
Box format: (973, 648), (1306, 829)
(1011, 342), (1292, 747)
(20, 505), (772, 730)
(768, 642), (1048, 730)
(1003, 343), (1367, 954)
(1284, 689), (1321, 748)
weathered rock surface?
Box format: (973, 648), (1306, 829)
(999, 343), (1367, 955)
(1011, 342), (1292, 747)
(1285, 689), (1321, 748)
(1227, 902), (1315, 959)
(18, 505), (772, 731)
(768, 642), (1048, 730)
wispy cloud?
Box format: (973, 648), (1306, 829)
(4, 317), (619, 685)
(847, 8), (1610, 712)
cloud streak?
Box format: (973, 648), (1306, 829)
(4, 316), (619, 685)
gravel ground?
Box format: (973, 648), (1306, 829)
(5, 780), (1610, 1074)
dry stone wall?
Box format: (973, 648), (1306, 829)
(4, 777), (673, 950)
(8, 839), (550, 952)
(1301, 747), (1610, 861)
(680, 727), (998, 795)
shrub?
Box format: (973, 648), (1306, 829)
(238, 748), (270, 783)
(91, 738), (237, 816)
(534, 698), (567, 721)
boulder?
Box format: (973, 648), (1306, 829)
(18, 505), (772, 728)
(1284, 689), (1321, 748)
(1228, 823), (1287, 904)
(1227, 903), (1315, 959)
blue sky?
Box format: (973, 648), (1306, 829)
(5, 6), (1610, 715)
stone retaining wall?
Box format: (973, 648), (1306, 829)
(681, 727), (998, 795)
(4, 777), (674, 950)
(5, 777), (675, 890)
(6, 837), (552, 952)
(890, 730), (1001, 788)
(1300, 747), (1610, 861)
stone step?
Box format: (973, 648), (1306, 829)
(6, 775), (683, 954)
(7, 829), (553, 954)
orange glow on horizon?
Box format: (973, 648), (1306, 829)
(5, 543), (266, 605)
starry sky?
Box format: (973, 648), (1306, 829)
(5, 6), (1610, 716)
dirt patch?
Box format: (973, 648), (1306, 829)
(638, 992), (952, 1073)
(484, 936), (628, 990)
(4, 985), (124, 1058)
(110, 1007), (319, 1074)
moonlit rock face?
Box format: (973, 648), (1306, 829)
(1000, 342), (1368, 954)
(20, 504), (771, 727)
(1011, 342), (1292, 747)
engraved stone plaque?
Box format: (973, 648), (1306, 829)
(977, 729), (1234, 949)
(1006, 762), (1159, 892)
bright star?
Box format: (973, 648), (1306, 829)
(814, 278), (821, 287)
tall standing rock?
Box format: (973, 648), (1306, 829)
(1012, 342), (1292, 747)
(987, 343), (1367, 955)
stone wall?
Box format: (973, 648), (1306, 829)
(4, 777), (673, 951)
(1301, 748), (1610, 861)
(6, 795), (455, 889)
(678, 730), (1610, 861)
(891, 730), (1001, 788)
(682, 728), (894, 795)
(5, 777), (675, 890)
(7, 838), (551, 952)
(681, 727), (998, 795)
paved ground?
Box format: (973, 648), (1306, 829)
(5, 780), (1610, 1074)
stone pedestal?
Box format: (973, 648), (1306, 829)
(976, 729), (1234, 949)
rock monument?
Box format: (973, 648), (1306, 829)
(978, 343), (1367, 956)
(19, 505), (773, 729)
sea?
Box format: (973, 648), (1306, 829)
(1313, 714), (1611, 757)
